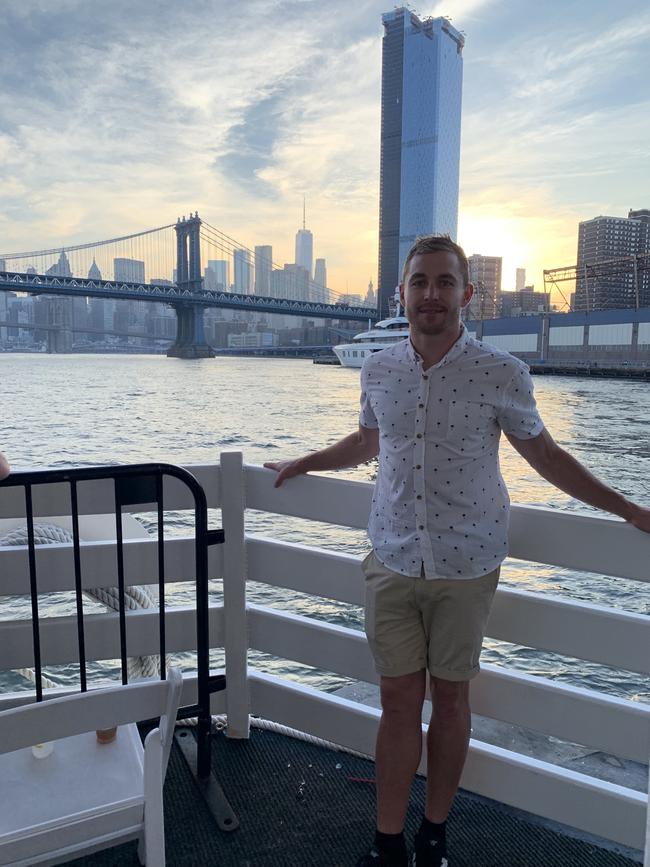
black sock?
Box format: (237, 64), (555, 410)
(418, 817), (446, 843)
(375, 830), (407, 857)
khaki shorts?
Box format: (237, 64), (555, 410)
(362, 551), (500, 681)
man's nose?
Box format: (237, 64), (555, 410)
(423, 282), (440, 299)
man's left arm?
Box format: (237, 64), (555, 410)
(506, 428), (650, 533)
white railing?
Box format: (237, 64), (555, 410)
(0, 452), (649, 854)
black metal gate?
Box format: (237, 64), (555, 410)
(0, 463), (224, 782)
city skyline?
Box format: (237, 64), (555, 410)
(1, 1), (649, 301)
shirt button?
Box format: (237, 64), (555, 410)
(422, 375), (428, 380)
(418, 403), (424, 409)
(415, 464), (422, 469)
(416, 433), (423, 439)
(419, 525), (425, 530)
(416, 495), (422, 500)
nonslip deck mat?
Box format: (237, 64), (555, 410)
(68, 726), (641, 867)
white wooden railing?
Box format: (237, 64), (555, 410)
(0, 453), (649, 855)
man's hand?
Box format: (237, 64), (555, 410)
(263, 459), (306, 488)
(0, 453), (10, 481)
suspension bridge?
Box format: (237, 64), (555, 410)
(0, 214), (378, 358)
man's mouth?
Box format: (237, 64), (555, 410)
(418, 306), (446, 313)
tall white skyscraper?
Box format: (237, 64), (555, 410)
(378, 8), (464, 316)
(254, 245), (273, 295)
(233, 249), (253, 294)
(295, 230), (313, 279)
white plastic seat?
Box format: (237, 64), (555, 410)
(0, 668), (182, 866)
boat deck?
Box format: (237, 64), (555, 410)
(66, 725), (641, 867)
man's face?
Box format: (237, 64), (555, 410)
(400, 251), (473, 337)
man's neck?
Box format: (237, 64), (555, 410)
(410, 323), (463, 370)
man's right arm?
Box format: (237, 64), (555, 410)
(263, 425), (379, 488)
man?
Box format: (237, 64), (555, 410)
(264, 235), (650, 867)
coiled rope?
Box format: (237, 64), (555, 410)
(0, 522), (161, 686)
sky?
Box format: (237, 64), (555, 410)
(1, 0), (648, 302)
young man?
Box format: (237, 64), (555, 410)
(264, 235), (650, 867)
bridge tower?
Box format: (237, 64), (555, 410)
(167, 213), (215, 359)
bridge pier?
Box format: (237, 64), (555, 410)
(167, 303), (215, 358)
(167, 214), (215, 359)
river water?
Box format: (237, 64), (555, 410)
(1, 353), (649, 703)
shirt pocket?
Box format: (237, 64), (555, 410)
(446, 400), (497, 455)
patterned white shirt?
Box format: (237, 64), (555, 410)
(359, 326), (544, 579)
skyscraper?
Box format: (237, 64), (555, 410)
(313, 258), (327, 301)
(114, 258), (145, 283)
(378, 8), (464, 316)
(233, 249), (253, 294)
(206, 259), (230, 290)
(295, 230), (313, 279)
(254, 245), (273, 295)
(515, 268), (526, 292)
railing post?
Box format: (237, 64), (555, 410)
(220, 451), (250, 738)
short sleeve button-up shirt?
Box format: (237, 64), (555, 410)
(359, 326), (544, 579)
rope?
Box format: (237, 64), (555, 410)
(177, 714), (372, 760)
(0, 522), (161, 687)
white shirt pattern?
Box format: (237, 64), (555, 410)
(359, 326), (544, 579)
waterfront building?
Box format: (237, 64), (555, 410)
(499, 287), (550, 317)
(254, 245), (273, 295)
(575, 210), (650, 310)
(466, 254), (502, 320)
(377, 7), (464, 317)
(114, 258), (145, 283)
(313, 258), (327, 300)
(88, 259), (102, 280)
(234, 249), (253, 294)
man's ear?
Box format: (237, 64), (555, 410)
(462, 282), (474, 308)
(399, 283), (406, 308)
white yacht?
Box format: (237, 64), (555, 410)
(333, 314), (409, 367)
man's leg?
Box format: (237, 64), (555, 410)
(425, 676), (470, 822)
(376, 669), (427, 832)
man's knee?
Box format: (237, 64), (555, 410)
(380, 669), (426, 717)
(430, 676), (469, 723)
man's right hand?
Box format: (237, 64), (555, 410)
(263, 459), (306, 488)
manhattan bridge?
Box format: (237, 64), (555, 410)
(0, 214), (378, 357)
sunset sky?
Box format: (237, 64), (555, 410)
(1, 0), (648, 303)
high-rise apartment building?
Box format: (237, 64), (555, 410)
(575, 211), (649, 310)
(254, 245), (273, 295)
(114, 258), (145, 283)
(378, 8), (464, 316)
(466, 254), (502, 319)
(233, 249), (253, 294)
(46, 251), (73, 278)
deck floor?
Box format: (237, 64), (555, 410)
(68, 725), (642, 867)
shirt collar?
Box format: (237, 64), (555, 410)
(406, 323), (469, 369)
